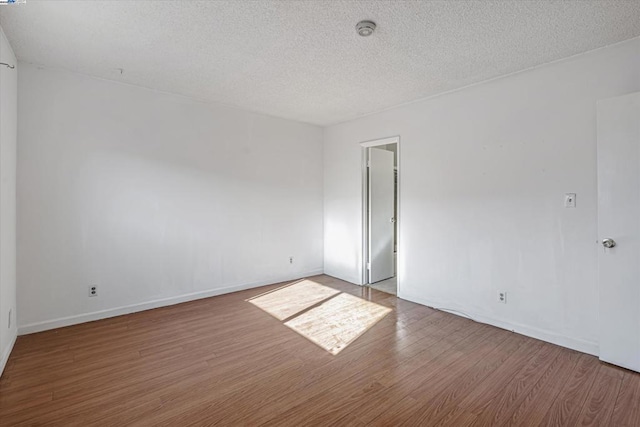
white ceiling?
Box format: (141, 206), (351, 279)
(1, 1), (639, 126)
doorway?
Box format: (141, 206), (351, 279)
(361, 137), (399, 295)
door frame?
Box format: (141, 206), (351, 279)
(360, 136), (401, 294)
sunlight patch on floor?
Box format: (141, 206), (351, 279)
(248, 280), (392, 355)
(285, 292), (391, 355)
(247, 279), (340, 321)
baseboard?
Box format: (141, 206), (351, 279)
(399, 293), (599, 357)
(322, 270), (362, 286)
(18, 269), (324, 335)
(0, 332), (17, 378)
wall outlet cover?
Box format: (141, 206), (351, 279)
(497, 291), (507, 304)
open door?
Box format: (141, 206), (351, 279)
(368, 147), (395, 284)
(597, 91), (640, 373)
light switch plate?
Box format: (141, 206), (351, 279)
(564, 193), (576, 208)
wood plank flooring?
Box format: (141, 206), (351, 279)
(1, 274), (638, 426)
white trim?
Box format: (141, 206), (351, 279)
(323, 271), (361, 287)
(0, 333), (17, 378)
(361, 136), (401, 294)
(399, 293), (599, 356)
(360, 136), (399, 148)
(598, 358), (639, 373)
(396, 140), (402, 296)
(18, 269), (324, 335)
(361, 146), (368, 285)
(0, 24), (18, 380)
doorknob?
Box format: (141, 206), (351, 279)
(602, 238), (616, 248)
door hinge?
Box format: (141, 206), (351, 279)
(367, 262), (371, 270)
(367, 160), (371, 168)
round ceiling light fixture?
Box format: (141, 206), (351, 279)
(356, 20), (376, 37)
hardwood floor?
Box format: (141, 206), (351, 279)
(0, 274), (638, 426)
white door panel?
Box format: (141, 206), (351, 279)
(597, 91), (640, 372)
(368, 148), (395, 283)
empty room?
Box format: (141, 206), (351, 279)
(1, 0), (640, 425)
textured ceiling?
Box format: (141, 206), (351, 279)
(1, 1), (639, 126)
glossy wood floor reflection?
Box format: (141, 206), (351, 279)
(1, 275), (639, 426)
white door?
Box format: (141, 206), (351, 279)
(368, 147), (395, 284)
(597, 91), (640, 373)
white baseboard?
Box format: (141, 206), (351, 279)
(399, 293), (599, 357)
(0, 332), (17, 378)
(18, 269), (324, 336)
(322, 270), (363, 286)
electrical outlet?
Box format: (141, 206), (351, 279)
(497, 291), (507, 304)
(289, 256), (294, 264)
(89, 285), (98, 297)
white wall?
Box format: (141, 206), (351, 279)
(0, 25), (17, 375)
(18, 64), (324, 333)
(324, 37), (640, 355)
